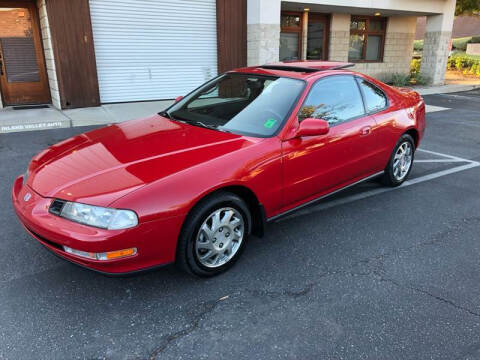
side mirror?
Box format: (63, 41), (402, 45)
(295, 118), (330, 137)
(174, 96), (183, 103)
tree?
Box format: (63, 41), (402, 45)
(455, 0), (480, 15)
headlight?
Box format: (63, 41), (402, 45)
(51, 201), (138, 230)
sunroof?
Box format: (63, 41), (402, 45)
(259, 63), (354, 73)
(259, 65), (319, 73)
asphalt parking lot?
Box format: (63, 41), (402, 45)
(1, 89), (480, 360)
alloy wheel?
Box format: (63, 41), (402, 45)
(393, 141), (413, 181)
(195, 207), (245, 268)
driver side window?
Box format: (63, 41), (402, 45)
(299, 75), (365, 125)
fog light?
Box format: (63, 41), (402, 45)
(63, 246), (96, 260)
(63, 246), (137, 261)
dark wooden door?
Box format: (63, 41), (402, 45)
(216, 0), (247, 73)
(45, 0), (100, 108)
(0, 2), (50, 105)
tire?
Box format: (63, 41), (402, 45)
(381, 134), (415, 187)
(176, 192), (251, 277)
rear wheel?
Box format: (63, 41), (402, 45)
(176, 192), (251, 277)
(381, 134), (415, 187)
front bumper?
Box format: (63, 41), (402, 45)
(12, 176), (184, 274)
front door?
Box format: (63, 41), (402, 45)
(282, 75), (379, 208)
(0, 3), (50, 105)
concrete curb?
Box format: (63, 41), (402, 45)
(415, 84), (480, 96)
(0, 100), (173, 134)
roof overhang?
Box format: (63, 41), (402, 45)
(281, 0), (447, 16)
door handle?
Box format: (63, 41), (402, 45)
(360, 126), (371, 136)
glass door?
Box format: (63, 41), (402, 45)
(307, 15), (329, 60)
(280, 12), (302, 61)
(0, 4), (50, 105)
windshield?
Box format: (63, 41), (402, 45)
(165, 73), (305, 137)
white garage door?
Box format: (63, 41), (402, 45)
(89, 0), (218, 103)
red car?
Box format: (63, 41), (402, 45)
(12, 61), (425, 277)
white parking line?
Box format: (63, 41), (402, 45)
(276, 149), (479, 222)
(417, 148), (470, 162)
(414, 159), (466, 163)
(438, 93), (477, 100)
(426, 105), (451, 113)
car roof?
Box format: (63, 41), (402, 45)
(231, 61), (355, 80)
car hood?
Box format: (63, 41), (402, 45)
(28, 115), (256, 206)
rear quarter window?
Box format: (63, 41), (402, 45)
(356, 78), (388, 113)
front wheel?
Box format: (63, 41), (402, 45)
(176, 192), (251, 277)
(381, 134), (415, 187)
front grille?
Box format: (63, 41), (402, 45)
(49, 199), (66, 216)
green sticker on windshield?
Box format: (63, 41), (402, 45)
(264, 118), (277, 129)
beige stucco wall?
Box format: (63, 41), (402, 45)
(328, 13), (350, 62)
(467, 43), (480, 56)
(419, 0), (456, 84)
(247, 0), (281, 65)
(247, 24), (281, 66)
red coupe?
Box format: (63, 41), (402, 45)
(12, 61), (425, 277)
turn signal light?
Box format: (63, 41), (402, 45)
(99, 248), (137, 260)
(63, 246), (137, 261)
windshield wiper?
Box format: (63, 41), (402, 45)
(217, 126), (232, 134)
(193, 121), (217, 130)
(160, 113), (230, 133)
(193, 122), (234, 133)
(159, 110), (173, 120)
(159, 112), (191, 125)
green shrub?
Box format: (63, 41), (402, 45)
(447, 56), (457, 69)
(452, 37), (472, 51)
(450, 50), (480, 60)
(448, 52), (480, 77)
(415, 36), (477, 52)
(413, 40), (424, 51)
(468, 36), (480, 44)
(391, 59), (432, 85)
(452, 54), (476, 69)
(391, 73), (411, 86)
(414, 74), (430, 85)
